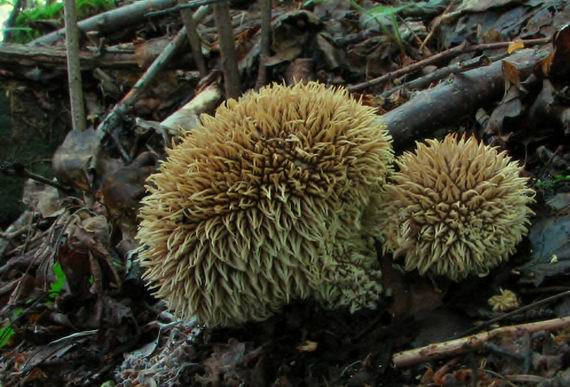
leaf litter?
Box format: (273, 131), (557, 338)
(0, 0), (570, 386)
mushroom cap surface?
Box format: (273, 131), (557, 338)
(378, 135), (535, 281)
(136, 82), (393, 326)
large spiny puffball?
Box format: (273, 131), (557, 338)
(378, 135), (535, 281)
(136, 82), (394, 327)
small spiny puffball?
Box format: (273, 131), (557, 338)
(378, 134), (535, 281)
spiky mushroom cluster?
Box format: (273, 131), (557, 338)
(378, 135), (535, 281)
(136, 82), (394, 327)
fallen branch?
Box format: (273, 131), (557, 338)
(393, 315), (570, 368)
(0, 162), (72, 193)
(146, 0), (218, 17)
(381, 48), (550, 149)
(0, 44), (138, 70)
(348, 37), (551, 92)
(380, 54), (502, 98)
(453, 289), (570, 339)
(30, 0), (178, 46)
(95, 5), (211, 146)
(160, 83), (223, 135)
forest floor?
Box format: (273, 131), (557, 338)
(1, 0), (570, 386)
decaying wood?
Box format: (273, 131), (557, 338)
(454, 289), (570, 340)
(392, 315), (570, 368)
(381, 48), (549, 149)
(0, 44), (137, 70)
(95, 5), (211, 147)
(30, 0), (178, 46)
(64, 0), (86, 131)
(146, 0), (217, 17)
(348, 38), (551, 92)
(213, 0), (241, 98)
(380, 54), (501, 98)
(255, 0), (272, 89)
(160, 84), (223, 135)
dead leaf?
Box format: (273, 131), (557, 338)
(456, 0), (519, 14)
(268, 10), (322, 66)
(550, 23), (570, 79)
(296, 340), (318, 352)
(502, 60), (521, 88)
(21, 180), (64, 218)
(52, 129), (100, 192)
(97, 152), (156, 242)
(133, 37), (169, 69)
(518, 198), (570, 286)
(381, 255), (443, 321)
(508, 39), (525, 54)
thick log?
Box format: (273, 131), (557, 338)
(0, 43), (137, 69)
(30, 0), (177, 46)
(381, 48), (549, 150)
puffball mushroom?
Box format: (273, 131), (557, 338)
(136, 82), (394, 327)
(378, 135), (535, 281)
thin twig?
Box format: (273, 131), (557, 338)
(1, 162), (72, 193)
(380, 54), (503, 98)
(180, 1), (208, 76)
(393, 315), (570, 368)
(255, 0), (272, 89)
(420, 0), (456, 51)
(452, 289), (570, 339)
(63, 0), (86, 131)
(348, 37), (551, 92)
(95, 5), (211, 148)
(213, 0), (241, 98)
(31, 0), (179, 46)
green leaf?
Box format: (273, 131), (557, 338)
(49, 262), (67, 297)
(366, 4), (407, 17)
(0, 325), (15, 348)
(0, 308), (23, 349)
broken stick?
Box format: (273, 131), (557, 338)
(393, 315), (570, 368)
(381, 48), (549, 150)
(30, 0), (178, 46)
(348, 37), (550, 92)
(0, 44), (137, 70)
(95, 5), (211, 147)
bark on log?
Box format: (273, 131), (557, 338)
(381, 48), (549, 150)
(30, 0), (178, 46)
(0, 43), (137, 69)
